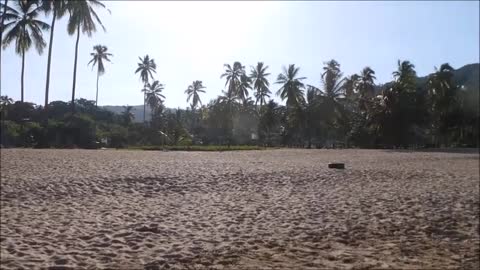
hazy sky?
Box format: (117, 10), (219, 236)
(2, 1), (479, 108)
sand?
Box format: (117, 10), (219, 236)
(1, 148), (479, 269)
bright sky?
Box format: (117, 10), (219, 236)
(2, 1), (479, 108)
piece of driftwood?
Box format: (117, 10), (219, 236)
(328, 163), (345, 169)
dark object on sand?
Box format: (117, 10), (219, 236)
(328, 163), (345, 169)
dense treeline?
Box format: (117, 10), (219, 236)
(1, 60), (478, 149)
(1, 1), (478, 149)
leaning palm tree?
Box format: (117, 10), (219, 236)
(143, 80), (165, 121)
(42, 0), (67, 109)
(185, 80), (206, 110)
(250, 62), (271, 108)
(66, 0), (108, 113)
(2, 0), (50, 102)
(88, 44), (112, 107)
(276, 64), (306, 108)
(135, 55), (157, 122)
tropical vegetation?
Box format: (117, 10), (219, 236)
(0, 0), (478, 150)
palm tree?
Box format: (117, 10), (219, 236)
(2, 0), (50, 102)
(276, 64), (306, 108)
(121, 105), (135, 126)
(393, 60), (416, 92)
(88, 44), (112, 107)
(143, 80), (165, 121)
(343, 74), (359, 99)
(427, 63), (455, 145)
(321, 59), (344, 98)
(42, 0), (67, 109)
(185, 80), (206, 109)
(357, 67), (376, 112)
(135, 55), (157, 122)
(66, 0), (108, 113)
(238, 74), (252, 105)
(0, 95), (13, 110)
(250, 62), (271, 108)
(221, 61), (245, 99)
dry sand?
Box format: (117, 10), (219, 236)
(1, 148), (479, 269)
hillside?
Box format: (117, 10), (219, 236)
(103, 63), (479, 122)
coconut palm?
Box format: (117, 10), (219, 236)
(276, 64), (306, 107)
(357, 67), (376, 112)
(135, 55), (157, 122)
(250, 62), (271, 108)
(143, 80), (165, 120)
(237, 74), (252, 105)
(221, 61), (245, 99)
(358, 67), (376, 96)
(2, 0), (50, 102)
(88, 44), (112, 107)
(321, 59), (345, 98)
(343, 74), (359, 99)
(42, 0), (67, 109)
(427, 63), (455, 144)
(185, 80), (206, 109)
(0, 95), (13, 109)
(66, 0), (108, 113)
(393, 60), (416, 92)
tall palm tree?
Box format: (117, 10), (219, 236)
(135, 55), (157, 122)
(221, 61), (244, 99)
(66, 0), (108, 113)
(185, 80), (206, 109)
(2, 0), (50, 102)
(276, 64), (306, 108)
(250, 62), (271, 108)
(88, 44), (112, 107)
(427, 63), (455, 144)
(143, 80), (165, 121)
(42, 0), (67, 109)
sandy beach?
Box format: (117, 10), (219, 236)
(1, 149), (479, 269)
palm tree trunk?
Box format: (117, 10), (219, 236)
(44, 8), (56, 110)
(95, 70), (99, 107)
(0, 0), (7, 95)
(71, 24), (80, 113)
(143, 92), (146, 123)
(21, 50), (25, 102)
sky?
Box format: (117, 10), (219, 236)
(2, 1), (479, 109)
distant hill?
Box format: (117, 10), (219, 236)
(103, 63), (479, 122)
(375, 63), (479, 94)
(102, 105), (178, 123)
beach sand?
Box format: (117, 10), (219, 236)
(1, 149), (479, 269)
